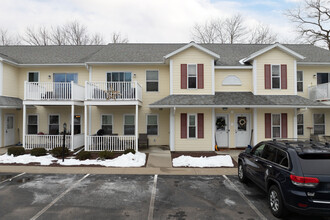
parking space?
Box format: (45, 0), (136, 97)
(0, 173), (329, 220)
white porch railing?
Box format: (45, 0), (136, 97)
(85, 81), (142, 101)
(73, 133), (84, 150)
(25, 135), (71, 150)
(308, 83), (330, 101)
(85, 135), (135, 151)
(24, 81), (85, 101)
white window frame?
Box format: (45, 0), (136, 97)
(123, 114), (135, 135)
(313, 113), (325, 135)
(146, 70), (159, 92)
(188, 114), (197, 139)
(187, 64), (197, 89)
(27, 114), (39, 134)
(48, 114), (60, 134)
(297, 70), (303, 92)
(271, 64), (281, 89)
(297, 114), (304, 136)
(73, 114), (81, 135)
(101, 114), (113, 135)
(27, 71), (39, 82)
(271, 114), (281, 138)
(146, 114), (158, 135)
(106, 72), (132, 82)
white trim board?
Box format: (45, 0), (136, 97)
(164, 42), (220, 59)
(149, 105), (330, 109)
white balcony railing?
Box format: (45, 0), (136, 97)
(85, 81), (142, 101)
(85, 135), (135, 151)
(24, 81), (85, 101)
(308, 83), (330, 101)
(25, 135), (71, 150)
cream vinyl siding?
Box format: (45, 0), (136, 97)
(3, 63), (20, 97)
(215, 69), (252, 92)
(174, 108), (212, 151)
(171, 47), (213, 95)
(255, 48), (295, 95)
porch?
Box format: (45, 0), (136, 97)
(85, 135), (135, 151)
(308, 82), (330, 101)
(24, 134), (84, 150)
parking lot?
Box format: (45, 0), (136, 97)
(0, 173), (329, 220)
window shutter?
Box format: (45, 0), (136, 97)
(197, 113), (204, 138)
(265, 113), (271, 138)
(181, 64), (187, 89)
(181, 113), (187, 139)
(281, 64), (287, 89)
(265, 64), (271, 89)
(281, 113), (288, 138)
(197, 64), (204, 89)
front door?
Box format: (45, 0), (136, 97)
(4, 114), (15, 146)
(235, 114), (250, 147)
(215, 114), (229, 148)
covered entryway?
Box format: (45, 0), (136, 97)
(215, 114), (229, 148)
(4, 114), (15, 146)
(235, 114), (251, 147)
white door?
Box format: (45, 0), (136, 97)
(215, 114), (229, 148)
(235, 114), (250, 147)
(4, 114), (15, 146)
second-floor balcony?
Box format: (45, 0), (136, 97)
(308, 83), (330, 101)
(24, 81), (85, 101)
(85, 81), (142, 102)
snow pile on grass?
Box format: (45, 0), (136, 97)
(172, 155), (234, 168)
(0, 152), (146, 167)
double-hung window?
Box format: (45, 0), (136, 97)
(146, 70), (159, 92)
(102, 115), (113, 135)
(124, 115), (135, 135)
(49, 115), (59, 135)
(297, 114), (304, 135)
(314, 113), (325, 135)
(74, 115), (81, 134)
(272, 114), (281, 138)
(271, 65), (281, 89)
(147, 115), (158, 135)
(28, 72), (39, 82)
(27, 115), (38, 134)
(188, 114), (197, 138)
(297, 71), (303, 92)
(188, 64), (197, 89)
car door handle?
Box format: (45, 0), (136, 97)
(254, 158), (259, 162)
(267, 164), (272, 168)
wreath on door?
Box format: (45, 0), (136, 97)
(216, 118), (226, 130)
(239, 118), (247, 126)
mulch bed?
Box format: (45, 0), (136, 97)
(171, 151), (237, 168)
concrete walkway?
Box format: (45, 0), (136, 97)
(0, 146), (240, 175)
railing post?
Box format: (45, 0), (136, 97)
(135, 81), (137, 100)
(24, 81), (27, 100)
(71, 81), (74, 100)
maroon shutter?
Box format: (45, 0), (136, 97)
(281, 113), (288, 138)
(265, 64), (271, 89)
(181, 113), (187, 139)
(181, 64), (187, 89)
(197, 113), (204, 138)
(197, 64), (204, 89)
(265, 113), (271, 138)
(281, 64), (287, 89)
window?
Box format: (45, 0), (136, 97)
(317, 73), (330, 85)
(53, 73), (78, 83)
(297, 71), (303, 92)
(27, 115), (38, 134)
(146, 70), (159, 92)
(107, 72), (132, 82)
(251, 144), (265, 157)
(28, 72), (39, 82)
(275, 149), (289, 168)
(147, 115), (158, 135)
(271, 65), (281, 89)
(49, 115), (59, 135)
(188, 114), (197, 138)
(102, 115), (113, 135)
(261, 145), (277, 162)
(272, 114), (281, 138)
(297, 114), (304, 135)
(188, 64), (197, 89)
(124, 115), (135, 135)
(74, 115), (81, 134)
(314, 113), (325, 135)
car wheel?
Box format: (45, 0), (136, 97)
(268, 185), (287, 218)
(238, 162), (248, 183)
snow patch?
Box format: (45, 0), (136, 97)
(172, 155), (234, 167)
(224, 198), (236, 206)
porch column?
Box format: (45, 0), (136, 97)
(135, 104), (138, 152)
(170, 107), (175, 151)
(71, 104), (74, 151)
(23, 104), (26, 148)
(84, 104), (87, 151)
(212, 108), (215, 150)
(293, 108), (297, 140)
(253, 108), (258, 146)
(0, 109), (2, 147)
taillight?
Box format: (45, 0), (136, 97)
(290, 175), (319, 187)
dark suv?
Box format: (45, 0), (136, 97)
(238, 140), (330, 218)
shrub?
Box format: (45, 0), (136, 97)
(99, 150), (115, 160)
(124, 149), (136, 154)
(51, 147), (69, 157)
(76, 151), (91, 160)
(31, 148), (47, 157)
(7, 146), (25, 156)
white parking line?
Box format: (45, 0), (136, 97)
(148, 174), (158, 220)
(223, 175), (267, 220)
(30, 173), (90, 220)
(0, 172), (26, 185)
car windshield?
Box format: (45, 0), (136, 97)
(298, 154), (330, 175)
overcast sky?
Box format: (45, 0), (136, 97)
(0, 0), (303, 44)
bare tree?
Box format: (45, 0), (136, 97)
(23, 26), (51, 45)
(286, 0), (330, 49)
(64, 21), (90, 45)
(191, 20), (221, 43)
(50, 26), (67, 45)
(224, 14), (247, 44)
(111, 32), (129, 43)
(248, 23), (277, 44)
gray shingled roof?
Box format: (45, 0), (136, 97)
(0, 96), (22, 108)
(150, 92), (328, 107)
(1, 43), (330, 65)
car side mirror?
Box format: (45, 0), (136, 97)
(245, 146), (252, 154)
